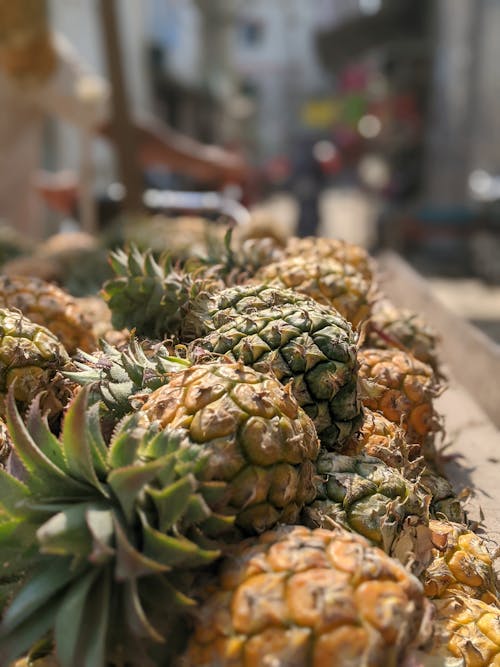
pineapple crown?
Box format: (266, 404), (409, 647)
(65, 337), (191, 420)
(0, 387), (233, 667)
(102, 244), (222, 340)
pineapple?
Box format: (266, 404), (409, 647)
(340, 407), (424, 479)
(425, 596), (500, 666)
(186, 228), (286, 285)
(236, 235), (285, 273)
(36, 231), (112, 297)
(365, 297), (441, 373)
(0, 276), (97, 354)
(0, 307), (70, 418)
(336, 412), (463, 525)
(412, 522), (500, 665)
(1, 256), (62, 284)
(419, 470), (465, 524)
(357, 348), (441, 447)
(0, 359), (320, 666)
(180, 525), (431, 667)
(254, 254), (373, 328)
(74, 294), (127, 345)
(103, 246), (362, 448)
(302, 452), (432, 572)
(136, 361), (320, 534)
(283, 235), (376, 281)
(422, 519), (499, 605)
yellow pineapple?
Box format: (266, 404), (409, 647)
(180, 525), (431, 666)
(283, 235), (376, 281)
(0, 307), (70, 418)
(366, 297), (441, 373)
(357, 348), (441, 447)
(340, 407), (423, 478)
(136, 361), (320, 534)
(426, 597), (500, 666)
(0, 275), (97, 354)
(423, 520), (499, 605)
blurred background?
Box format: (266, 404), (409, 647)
(1, 0), (500, 340)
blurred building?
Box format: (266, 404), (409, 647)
(424, 0), (500, 206)
(228, 0), (336, 160)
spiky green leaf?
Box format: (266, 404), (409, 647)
(141, 522), (219, 568)
(37, 504), (99, 558)
(86, 403), (109, 479)
(26, 398), (68, 472)
(0, 467), (30, 514)
(54, 569), (100, 667)
(61, 387), (106, 494)
(107, 455), (171, 523)
(107, 414), (143, 468)
(76, 568), (111, 667)
(1, 559), (76, 633)
(145, 475), (197, 533)
(86, 507), (115, 565)
(123, 578), (164, 643)
(0, 594), (60, 666)
(113, 517), (169, 581)
(6, 391), (89, 497)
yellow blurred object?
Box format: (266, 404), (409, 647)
(0, 0), (56, 82)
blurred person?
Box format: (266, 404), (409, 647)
(0, 0), (246, 239)
(292, 137), (331, 238)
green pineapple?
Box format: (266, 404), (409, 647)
(419, 469), (465, 524)
(102, 246), (362, 448)
(302, 452), (433, 573)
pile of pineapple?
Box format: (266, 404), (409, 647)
(0, 229), (499, 667)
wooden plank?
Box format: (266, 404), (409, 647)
(377, 251), (500, 428)
(436, 382), (500, 543)
(98, 0), (142, 212)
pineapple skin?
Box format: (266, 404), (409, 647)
(283, 235), (376, 281)
(0, 275), (97, 354)
(188, 287), (362, 449)
(423, 520), (500, 605)
(180, 525), (430, 667)
(302, 452), (432, 573)
(340, 407), (424, 479)
(255, 255), (373, 329)
(365, 297), (440, 372)
(357, 348), (440, 446)
(103, 248), (363, 450)
(0, 307), (70, 413)
(137, 362), (321, 534)
(427, 596), (500, 666)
